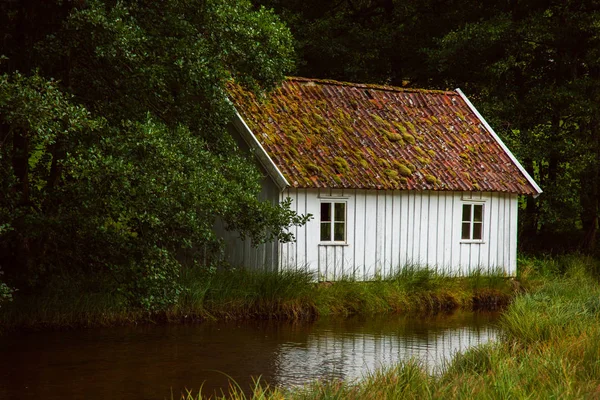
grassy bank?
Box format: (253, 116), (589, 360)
(186, 254), (600, 400)
(0, 265), (513, 331)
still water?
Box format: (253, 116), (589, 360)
(0, 312), (499, 399)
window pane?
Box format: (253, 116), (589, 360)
(461, 222), (471, 239)
(321, 222), (331, 241)
(334, 222), (345, 241)
(462, 204), (471, 222)
(321, 203), (331, 222)
(473, 223), (483, 240)
(334, 202), (345, 222)
(474, 205), (483, 222)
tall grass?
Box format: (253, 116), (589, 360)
(312, 265), (510, 317)
(193, 254), (600, 400)
(0, 264), (514, 331)
(173, 267), (317, 321)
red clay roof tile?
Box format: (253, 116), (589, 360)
(229, 77), (539, 195)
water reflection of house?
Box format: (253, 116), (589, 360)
(271, 315), (499, 383)
(224, 78), (542, 279)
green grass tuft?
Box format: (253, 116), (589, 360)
(0, 264), (515, 331)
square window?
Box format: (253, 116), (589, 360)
(462, 204), (471, 222)
(334, 222), (345, 241)
(473, 222), (483, 240)
(334, 203), (345, 222)
(474, 204), (483, 222)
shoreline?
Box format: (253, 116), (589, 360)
(0, 267), (514, 333)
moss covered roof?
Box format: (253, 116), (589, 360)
(229, 77), (538, 195)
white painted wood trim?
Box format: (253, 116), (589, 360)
(232, 109), (289, 191)
(318, 194), (351, 199)
(455, 88), (543, 197)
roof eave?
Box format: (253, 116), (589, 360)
(231, 109), (290, 192)
(455, 88), (543, 198)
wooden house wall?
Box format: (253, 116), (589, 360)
(214, 131), (281, 270)
(279, 189), (518, 280)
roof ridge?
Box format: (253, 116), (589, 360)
(285, 76), (456, 96)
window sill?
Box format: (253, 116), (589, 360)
(319, 242), (349, 247)
(460, 240), (485, 244)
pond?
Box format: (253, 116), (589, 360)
(0, 311), (500, 399)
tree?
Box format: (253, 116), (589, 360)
(0, 0), (307, 309)
(429, 0), (600, 251)
(253, 0), (472, 86)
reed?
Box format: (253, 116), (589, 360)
(0, 263), (514, 331)
(174, 267), (317, 321)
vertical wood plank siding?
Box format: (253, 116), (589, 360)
(215, 173), (280, 271)
(222, 189), (518, 279)
(278, 189), (518, 280)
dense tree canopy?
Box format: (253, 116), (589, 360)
(0, 0), (307, 309)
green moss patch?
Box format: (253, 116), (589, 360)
(398, 164), (412, 177)
(385, 169), (399, 179)
(403, 133), (416, 144)
(333, 157), (349, 173)
(416, 156), (431, 165)
(381, 129), (404, 143)
(306, 163), (321, 175)
(392, 121), (407, 134)
(425, 174), (439, 185)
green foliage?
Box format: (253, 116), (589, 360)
(0, 271), (14, 309)
(254, 0), (461, 86)
(0, 0), (302, 310)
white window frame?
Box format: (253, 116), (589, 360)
(461, 202), (485, 243)
(319, 200), (347, 244)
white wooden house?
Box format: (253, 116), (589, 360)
(221, 77), (542, 279)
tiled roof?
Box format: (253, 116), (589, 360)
(229, 77), (539, 195)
